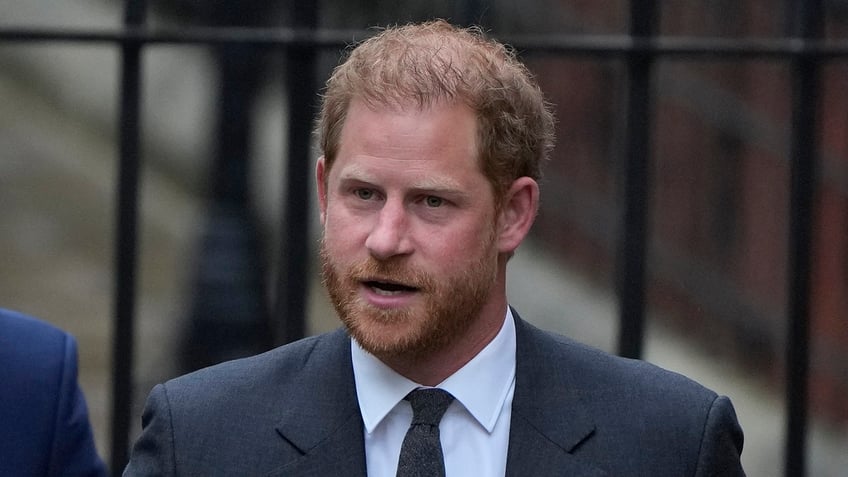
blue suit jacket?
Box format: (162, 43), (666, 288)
(125, 311), (745, 476)
(0, 309), (108, 477)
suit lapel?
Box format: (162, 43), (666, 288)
(268, 411), (365, 477)
(506, 416), (606, 477)
(506, 312), (608, 477)
(266, 329), (367, 477)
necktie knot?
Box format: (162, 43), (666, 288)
(396, 388), (454, 477)
(405, 388), (455, 426)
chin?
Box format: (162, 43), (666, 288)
(344, 312), (442, 360)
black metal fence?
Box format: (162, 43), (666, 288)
(2, 0), (847, 475)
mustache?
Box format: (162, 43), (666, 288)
(349, 259), (433, 290)
(319, 242), (433, 291)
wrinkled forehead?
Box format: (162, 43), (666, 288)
(338, 98), (482, 163)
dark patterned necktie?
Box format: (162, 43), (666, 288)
(396, 388), (455, 477)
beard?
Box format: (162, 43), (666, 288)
(320, 230), (498, 362)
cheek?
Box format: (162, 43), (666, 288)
(421, 220), (494, 262)
(323, 210), (368, 250)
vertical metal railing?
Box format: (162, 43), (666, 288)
(274, 0), (320, 345)
(616, 1), (658, 359)
(109, 0), (146, 472)
(784, 1), (823, 476)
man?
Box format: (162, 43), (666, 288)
(125, 20), (745, 476)
(0, 308), (108, 477)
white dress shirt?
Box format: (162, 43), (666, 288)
(351, 308), (516, 477)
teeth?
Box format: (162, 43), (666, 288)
(371, 286), (404, 296)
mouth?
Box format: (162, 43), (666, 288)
(362, 279), (420, 296)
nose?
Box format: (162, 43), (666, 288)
(365, 200), (413, 260)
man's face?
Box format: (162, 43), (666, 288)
(318, 100), (501, 361)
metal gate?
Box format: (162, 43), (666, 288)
(1, 1), (845, 475)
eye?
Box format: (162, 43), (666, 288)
(355, 188), (375, 200)
(424, 196), (444, 208)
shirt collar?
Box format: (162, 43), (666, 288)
(352, 308), (517, 434)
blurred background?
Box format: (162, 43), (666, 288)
(0, 1), (846, 475)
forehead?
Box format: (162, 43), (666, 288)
(332, 100), (481, 175)
(345, 99), (476, 143)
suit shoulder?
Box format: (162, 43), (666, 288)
(159, 329), (349, 407)
(0, 310), (106, 477)
(0, 309), (75, 392)
(134, 328), (355, 468)
(520, 320), (718, 406)
(0, 308), (70, 359)
(518, 320), (745, 475)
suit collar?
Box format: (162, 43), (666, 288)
(506, 311), (607, 477)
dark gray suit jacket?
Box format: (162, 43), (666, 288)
(125, 313), (744, 476)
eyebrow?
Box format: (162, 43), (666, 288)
(336, 165), (467, 195)
(335, 164), (376, 184)
(409, 176), (465, 194)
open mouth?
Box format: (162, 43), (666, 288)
(363, 280), (419, 296)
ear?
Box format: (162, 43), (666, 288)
(497, 177), (539, 254)
(316, 156), (328, 224)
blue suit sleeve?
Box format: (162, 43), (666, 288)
(695, 395), (746, 477)
(49, 333), (109, 477)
